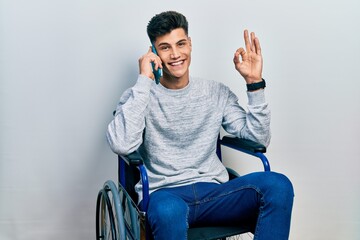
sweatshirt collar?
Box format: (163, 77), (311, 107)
(156, 77), (192, 96)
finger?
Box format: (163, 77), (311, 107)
(250, 32), (256, 52)
(155, 55), (163, 69)
(146, 47), (163, 69)
(153, 60), (162, 71)
(244, 30), (251, 53)
(155, 57), (164, 70)
(149, 57), (156, 69)
(233, 48), (241, 64)
(149, 46), (163, 69)
(234, 47), (247, 62)
(147, 46), (153, 54)
(149, 57), (159, 71)
(254, 37), (262, 55)
(147, 46), (161, 63)
(238, 48), (247, 61)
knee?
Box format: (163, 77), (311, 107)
(262, 172), (294, 203)
(270, 172), (293, 192)
(147, 191), (188, 239)
(147, 192), (188, 225)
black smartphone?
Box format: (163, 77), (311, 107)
(151, 44), (162, 84)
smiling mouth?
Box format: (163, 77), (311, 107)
(169, 60), (184, 66)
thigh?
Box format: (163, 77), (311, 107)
(147, 188), (190, 240)
(147, 188), (189, 222)
(190, 172), (270, 227)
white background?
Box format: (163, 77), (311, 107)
(1, 0), (359, 239)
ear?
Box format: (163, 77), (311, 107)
(188, 37), (192, 48)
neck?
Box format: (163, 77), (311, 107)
(161, 73), (189, 89)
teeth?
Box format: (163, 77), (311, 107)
(170, 61), (183, 66)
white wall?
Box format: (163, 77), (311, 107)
(1, 0), (359, 239)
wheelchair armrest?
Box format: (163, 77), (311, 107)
(122, 151), (144, 166)
(118, 150), (150, 211)
(221, 135), (270, 171)
(221, 135), (266, 153)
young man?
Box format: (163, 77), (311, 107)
(107, 11), (294, 240)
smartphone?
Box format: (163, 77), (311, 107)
(151, 44), (162, 84)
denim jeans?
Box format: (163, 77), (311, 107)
(146, 171), (294, 240)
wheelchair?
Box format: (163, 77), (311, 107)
(96, 135), (271, 240)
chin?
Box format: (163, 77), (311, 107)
(168, 72), (188, 80)
(163, 68), (187, 79)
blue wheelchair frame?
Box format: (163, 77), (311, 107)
(96, 135), (270, 240)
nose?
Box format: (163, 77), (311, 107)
(170, 47), (180, 59)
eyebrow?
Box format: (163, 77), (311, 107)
(158, 38), (188, 47)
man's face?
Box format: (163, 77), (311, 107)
(154, 28), (192, 81)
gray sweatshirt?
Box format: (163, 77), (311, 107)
(107, 75), (271, 200)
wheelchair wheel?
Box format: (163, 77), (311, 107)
(96, 181), (127, 240)
(119, 186), (141, 240)
(96, 189), (117, 240)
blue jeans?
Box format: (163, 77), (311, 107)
(146, 171), (294, 240)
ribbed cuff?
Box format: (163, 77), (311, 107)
(247, 89), (266, 106)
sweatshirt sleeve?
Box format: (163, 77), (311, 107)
(106, 75), (153, 155)
(222, 88), (271, 147)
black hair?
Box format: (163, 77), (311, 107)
(147, 11), (188, 43)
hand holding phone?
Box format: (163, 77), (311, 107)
(151, 45), (162, 84)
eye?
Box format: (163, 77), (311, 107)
(160, 45), (170, 51)
(178, 41), (186, 47)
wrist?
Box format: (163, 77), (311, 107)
(246, 78), (266, 92)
